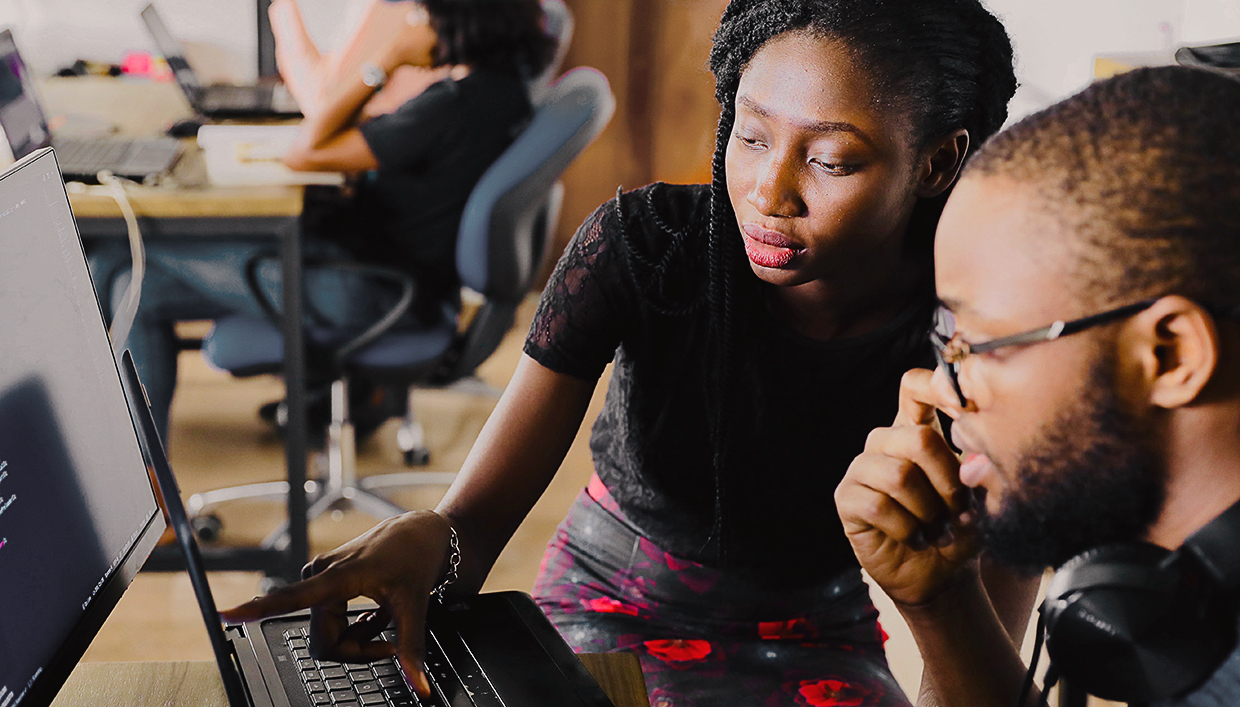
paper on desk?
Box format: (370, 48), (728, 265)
(196, 124), (344, 186)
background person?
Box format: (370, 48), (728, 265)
(268, 0), (452, 121)
(835, 65), (1240, 706)
(94, 0), (555, 441)
(224, 1), (1019, 705)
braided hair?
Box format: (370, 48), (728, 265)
(634, 0), (1016, 563)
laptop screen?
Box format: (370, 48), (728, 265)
(139, 4), (203, 97)
(0, 30), (51, 160)
(0, 150), (163, 707)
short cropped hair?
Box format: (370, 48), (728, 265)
(965, 66), (1240, 310)
(423, 0), (556, 78)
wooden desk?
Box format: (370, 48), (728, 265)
(51, 656), (650, 707)
(46, 77), (313, 582)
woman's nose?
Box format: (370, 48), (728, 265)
(749, 152), (806, 218)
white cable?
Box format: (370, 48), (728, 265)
(93, 170), (146, 357)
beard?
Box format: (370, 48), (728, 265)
(974, 356), (1166, 574)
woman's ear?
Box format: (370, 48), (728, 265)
(915, 129), (970, 198)
(1132, 296), (1220, 409)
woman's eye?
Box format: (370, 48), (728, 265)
(809, 157), (854, 175)
(734, 132), (765, 149)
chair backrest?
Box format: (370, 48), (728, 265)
(456, 66), (614, 300)
(528, 0), (575, 105)
(444, 66), (614, 379)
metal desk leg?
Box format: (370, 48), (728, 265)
(281, 219), (309, 582)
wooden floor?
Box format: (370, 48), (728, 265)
(81, 292), (1090, 703)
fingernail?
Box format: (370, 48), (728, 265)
(413, 669), (431, 698)
(957, 510), (974, 526)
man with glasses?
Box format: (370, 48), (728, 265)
(835, 65), (1240, 706)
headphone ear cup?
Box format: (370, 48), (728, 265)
(1041, 542), (1234, 703)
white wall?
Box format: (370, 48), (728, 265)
(985, 0), (1240, 124)
(4, 0), (1240, 117)
(0, 0), (360, 82)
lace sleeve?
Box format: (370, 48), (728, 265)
(524, 198), (635, 381)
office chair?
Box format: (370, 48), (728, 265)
(190, 67), (616, 543)
(529, 0), (574, 105)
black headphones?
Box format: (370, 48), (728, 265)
(1032, 498), (1240, 703)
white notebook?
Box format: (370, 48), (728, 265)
(195, 124), (344, 186)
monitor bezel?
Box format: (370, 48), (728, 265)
(0, 149), (167, 707)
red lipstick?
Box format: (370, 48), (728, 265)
(742, 224), (802, 269)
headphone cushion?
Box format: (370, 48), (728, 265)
(1041, 542), (1234, 702)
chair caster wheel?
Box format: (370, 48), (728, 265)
(403, 448), (430, 466)
(191, 514), (223, 543)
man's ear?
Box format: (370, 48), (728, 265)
(1130, 296), (1220, 409)
(915, 129), (970, 198)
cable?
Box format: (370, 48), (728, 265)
(1017, 611), (1053, 707)
(90, 170), (146, 357)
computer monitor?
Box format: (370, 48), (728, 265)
(0, 29), (51, 160)
(0, 148), (165, 707)
(256, 0), (278, 80)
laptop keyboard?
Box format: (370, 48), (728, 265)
(57, 138), (133, 166)
(54, 136), (182, 180)
(201, 85), (270, 112)
(284, 626), (490, 707)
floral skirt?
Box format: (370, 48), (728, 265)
(531, 475), (913, 707)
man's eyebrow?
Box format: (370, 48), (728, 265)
(736, 95), (874, 144)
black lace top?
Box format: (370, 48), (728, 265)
(525, 183), (934, 588)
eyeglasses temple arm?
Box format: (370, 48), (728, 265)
(969, 299), (1159, 355)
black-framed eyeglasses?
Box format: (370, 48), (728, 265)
(930, 298), (1159, 407)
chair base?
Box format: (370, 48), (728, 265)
(392, 377), (502, 467)
(185, 378), (458, 549)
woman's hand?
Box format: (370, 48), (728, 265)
(379, 6), (437, 70)
(221, 510), (455, 698)
(834, 368), (979, 607)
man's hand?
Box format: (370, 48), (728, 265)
(835, 368), (979, 606)
(221, 510), (454, 698)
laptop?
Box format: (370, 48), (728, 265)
(141, 3), (302, 120)
(0, 148), (617, 707)
(0, 29), (183, 183)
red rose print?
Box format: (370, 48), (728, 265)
(876, 621), (890, 647)
(796, 679), (872, 707)
(758, 617), (815, 640)
(585, 597), (640, 616)
(643, 639), (712, 663)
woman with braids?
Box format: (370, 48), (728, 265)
(225, 0), (1025, 704)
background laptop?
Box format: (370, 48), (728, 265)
(0, 30), (183, 183)
(0, 148), (617, 707)
(141, 3), (301, 120)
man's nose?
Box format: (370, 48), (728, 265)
(929, 365), (968, 416)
